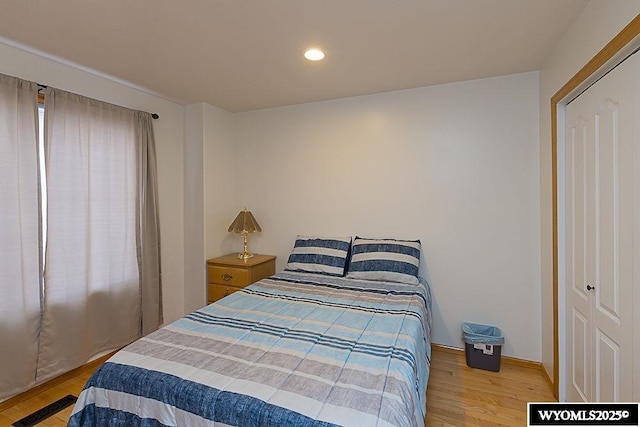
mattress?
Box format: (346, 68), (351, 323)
(68, 271), (432, 427)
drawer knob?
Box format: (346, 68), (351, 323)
(222, 273), (233, 281)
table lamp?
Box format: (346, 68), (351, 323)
(228, 208), (262, 260)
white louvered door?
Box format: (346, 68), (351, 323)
(564, 52), (638, 402)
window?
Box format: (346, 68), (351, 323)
(1, 78), (161, 400)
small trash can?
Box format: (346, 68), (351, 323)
(462, 322), (504, 372)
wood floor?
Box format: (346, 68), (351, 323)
(425, 346), (556, 426)
(0, 345), (555, 426)
(0, 368), (92, 426)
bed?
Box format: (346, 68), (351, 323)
(69, 238), (432, 427)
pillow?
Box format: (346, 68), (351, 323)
(346, 237), (421, 284)
(285, 236), (352, 276)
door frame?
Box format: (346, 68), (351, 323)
(551, 14), (640, 399)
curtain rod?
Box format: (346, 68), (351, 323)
(37, 84), (160, 119)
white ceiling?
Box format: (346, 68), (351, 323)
(0, 0), (588, 112)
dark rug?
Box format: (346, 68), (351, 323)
(12, 394), (77, 427)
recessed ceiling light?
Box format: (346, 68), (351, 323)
(304, 48), (325, 61)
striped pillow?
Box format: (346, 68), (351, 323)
(346, 237), (421, 284)
(285, 236), (352, 276)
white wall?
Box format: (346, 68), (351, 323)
(539, 1), (640, 382)
(183, 102), (238, 311)
(0, 40), (186, 324)
(183, 104), (206, 314)
(203, 103), (238, 260)
(232, 72), (541, 360)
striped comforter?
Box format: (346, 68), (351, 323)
(68, 271), (432, 427)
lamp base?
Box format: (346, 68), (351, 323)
(237, 251), (254, 260)
(237, 232), (254, 260)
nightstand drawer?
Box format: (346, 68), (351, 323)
(208, 265), (250, 286)
(205, 254), (276, 307)
(207, 283), (242, 304)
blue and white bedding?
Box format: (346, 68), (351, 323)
(68, 271), (432, 427)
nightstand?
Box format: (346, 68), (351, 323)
(206, 253), (276, 304)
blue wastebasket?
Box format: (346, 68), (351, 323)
(462, 322), (504, 372)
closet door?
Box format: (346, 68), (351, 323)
(565, 108), (593, 401)
(565, 52), (637, 402)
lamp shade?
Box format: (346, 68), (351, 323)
(228, 209), (262, 234)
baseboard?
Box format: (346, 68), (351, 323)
(540, 364), (555, 396)
(0, 351), (116, 412)
(432, 343), (543, 370)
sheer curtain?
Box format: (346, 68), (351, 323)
(0, 74), (40, 400)
(37, 88), (161, 381)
